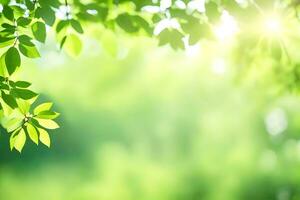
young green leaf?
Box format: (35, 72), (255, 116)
(36, 118), (59, 129)
(31, 22), (46, 43)
(26, 123), (38, 144)
(14, 128), (26, 152)
(0, 53), (8, 77)
(34, 102), (53, 114)
(5, 118), (23, 132)
(10, 128), (20, 151)
(38, 128), (50, 147)
(17, 99), (30, 114)
(36, 110), (59, 119)
(64, 34), (82, 57)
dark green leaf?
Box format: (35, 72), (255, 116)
(60, 35), (67, 49)
(5, 47), (20, 75)
(17, 17), (31, 27)
(14, 81), (31, 88)
(70, 19), (84, 34)
(2, 91), (18, 108)
(2, 6), (14, 21)
(36, 6), (56, 26)
(12, 88), (38, 100)
(56, 20), (69, 33)
(18, 35), (35, 46)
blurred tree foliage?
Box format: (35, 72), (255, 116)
(0, 0), (300, 151)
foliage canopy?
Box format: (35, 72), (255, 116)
(0, 0), (299, 151)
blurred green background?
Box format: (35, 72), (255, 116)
(0, 34), (300, 200)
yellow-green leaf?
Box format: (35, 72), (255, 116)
(9, 128), (21, 150)
(38, 128), (50, 147)
(36, 118), (59, 129)
(26, 123), (38, 144)
(14, 128), (26, 152)
(34, 102), (53, 115)
(64, 34), (82, 57)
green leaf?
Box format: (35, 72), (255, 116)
(64, 34), (82, 57)
(18, 35), (35, 46)
(60, 35), (67, 50)
(36, 110), (59, 119)
(70, 19), (84, 34)
(5, 47), (21, 75)
(2, 6), (14, 21)
(17, 99), (30, 114)
(2, 91), (18, 108)
(31, 22), (46, 43)
(56, 20), (69, 33)
(26, 123), (38, 144)
(0, 0), (9, 5)
(1, 23), (15, 29)
(0, 37), (15, 48)
(17, 17), (31, 27)
(13, 88), (38, 100)
(14, 81), (31, 88)
(0, 53), (8, 77)
(38, 127), (50, 147)
(6, 118), (23, 132)
(25, 0), (34, 10)
(10, 128), (20, 151)
(38, 0), (60, 8)
(36, 6), (56, 26)
(116, 13), (139, 33)
(18, 44), (40, 58)
(36, 118), (59, 129)
(34, 102), (52, 115)
(158, 29), (185, 50)
(14, 128), (26, 152)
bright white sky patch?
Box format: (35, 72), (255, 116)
(160, 0), (172, 11)
(142, 5), (161, 13)
(214, 10), (239, 41)
(175, 0), (186, 9)
(265, 108), (288, 136)
(187, 0), (205, 13)
(87, 9), (98, 15)
(154, 18), (180, 35)
(56, 5), (72, 20)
